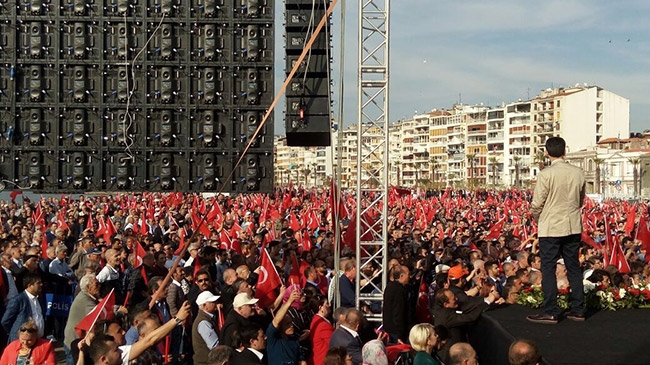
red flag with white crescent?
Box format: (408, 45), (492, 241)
(74, 289), (115, 337)
(255, 249), (282, 308)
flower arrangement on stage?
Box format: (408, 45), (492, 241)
(517, 283), (650, 311)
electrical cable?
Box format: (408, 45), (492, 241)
(123, 12), (167, 160)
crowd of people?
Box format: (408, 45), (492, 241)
(0, 182), (647, 365)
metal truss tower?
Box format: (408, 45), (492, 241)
(355, 0), (390, 321)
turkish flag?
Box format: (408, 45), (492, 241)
(33, 201), (45, 228)
(623, 205), (636, 237)
(95, 217), (106, 238)
(86, 213), (94, 231)
(581, 231), (601, 250)
(103, 218), (116, 243)
(484, 217), (506, 241)
(255, 248), (282, 308)
(206, 201), (223, 227)
(74, 289), (115, 337)
(135, 242), (147, 267)
(139, 218), (149, 237)
(289, 211), (301, 232)
(41, 232), (48, 259)
(9, 190), (22, 201)
(636, 215), (650, 263)
(174, 228), (186, 256)
(609, 238), (631, 274)
(302, 230), (312, 252)
(57, 210), (69, 231)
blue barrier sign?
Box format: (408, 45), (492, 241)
(45, 294), (73, 317)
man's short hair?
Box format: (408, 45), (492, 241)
(545, 136), (566, 158)
(448, 342), (476, 365)
(88, 334), (116, 363)
(390, 265), (406, 281)
(509, 339), (541, 365)
(304, 266), (314, 279)
(79, 273), (96, 293)
(343, 259), (356, 272)
(333, 306), (349, 322)
(344, 309), (362, 328)
(127, 301), (151, 325)
(208, 345), (234, 365)
(22, 272), (41, 289)
(93, 319), (122, 337)
(237, 324), (263, 349)
(434, 289), (451, 308)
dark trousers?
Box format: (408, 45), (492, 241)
(539, 234), (584, 316)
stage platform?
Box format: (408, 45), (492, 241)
(469, 304), (650, 365)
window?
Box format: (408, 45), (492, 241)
(556, 100), (560, 107)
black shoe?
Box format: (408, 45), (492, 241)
(565, 313), (586, 321)
(526, 313), (559, 324)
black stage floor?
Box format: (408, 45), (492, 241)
(469, 305), (650, 365)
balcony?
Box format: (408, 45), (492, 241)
(488, 122), (504, 130)
(487, 130), (504, 138)
(467, 139), (486, 146)
(467, 130), (486, 136)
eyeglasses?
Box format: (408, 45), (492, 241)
(19, 327), (36, 333)
(197, 279), (209, 283)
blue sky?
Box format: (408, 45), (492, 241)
(274, 0), (649, 135)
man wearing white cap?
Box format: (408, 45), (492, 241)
(192, 291), (222, 365)
(220, 293), (259, 348)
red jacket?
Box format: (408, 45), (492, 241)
(0, 338), (56, 365)
(309, 315), (334, 365)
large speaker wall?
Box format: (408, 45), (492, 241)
(284, 0), (332, 147)
(0, 0), (274, 193)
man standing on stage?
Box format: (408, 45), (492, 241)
(527, 136), (585, 324)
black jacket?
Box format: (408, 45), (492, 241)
(230, 348), (263, 365)
(382, 280), (409, 341)
(432, 298), (488, 363)
(221, 311), (254, 348)
(329, 327), (362, 365)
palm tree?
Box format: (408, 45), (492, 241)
(534, 150), (547, 170)
(429, 156), (440, 185)
(302, 167), (311, 186)
(513, 155), (521, 188)
(593, 157), (604, 194)
(414, 162), (422, 187)
(466, 153), (476, 188)
(628, 158), (640, 197)
(489, 156), (499, 187)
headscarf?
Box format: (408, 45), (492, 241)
(362, 339), (388, 365)
(282, 283), (303, 310)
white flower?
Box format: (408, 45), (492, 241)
(619, 288), (626, 299)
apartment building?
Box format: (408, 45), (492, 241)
(275, 85), (630, 189)
(565, 133), (650, 199)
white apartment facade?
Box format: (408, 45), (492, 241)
(275, 85), (631, 190)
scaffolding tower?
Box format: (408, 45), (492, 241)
(355, 0), (390, 321)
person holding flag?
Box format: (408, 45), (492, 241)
(527, 136), (586, 324)
(64, 274), (101, 365)
(192, 291), (222, 365)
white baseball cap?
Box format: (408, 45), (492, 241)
(196, 291), (220, 306)
(435, 264), (451, 274)
(233, 293), (259, 308)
